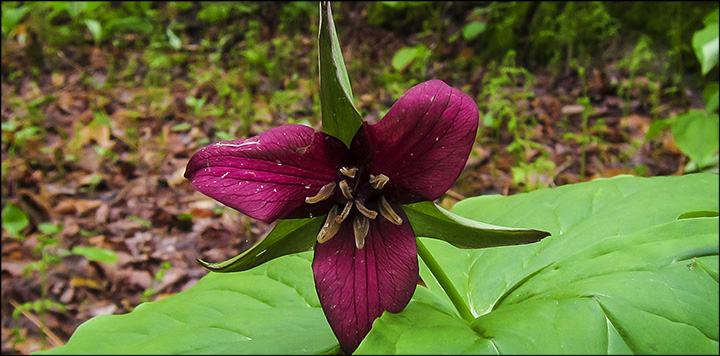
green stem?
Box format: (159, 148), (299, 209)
(416, 238), (475, 323)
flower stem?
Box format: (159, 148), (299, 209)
(416, 238), (475, 323)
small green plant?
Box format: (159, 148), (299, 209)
(14, 222), (66, 349)
(479, 50), (535, 139)
(529, 1), (619, 72)
(140, 261), (173, 303)
(616, 35), (661, 117)
(562, 96), (594, 181)
(646, 8), (719, 173)
(479, 50), (554, 189)
(3, 204), (119, 350)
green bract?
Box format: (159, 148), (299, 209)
(38, 174), (719, 355)
(318, 1), (363, 147)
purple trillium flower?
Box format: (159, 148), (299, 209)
(185, 79), (478, 353)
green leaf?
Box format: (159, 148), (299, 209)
(704, 8), (720, 26)
(71, 246), (119, 264)
(391, 46), (420, 71)
(461, 21), (486, 41)
(356, 288), (491, 354)
(671, 110), (720, 168)
(170, 123), (192, 131)
(37, 253), (340, 355)
(1, 5), (29, 35)
(2, 203), (29, 238)
(198, 217), (323, 273)
(128, 215), (152, 228)
(84, 19), (102, 43)
(318, 1), (363, 147)
(166, 27), (181, 50)
(38, 222), (62, 235)
(645, 118), (672, 141)
(403, 201), (549, 249)
(361, 174), (719, 354)
(693, 21), (719, 75)
(703, 82), (719, 112)
(105, 16), (153, 36)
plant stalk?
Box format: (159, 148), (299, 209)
(416, 238), (475, 323)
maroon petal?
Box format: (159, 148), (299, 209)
(351, 80), (478, 203)
(312, 208), (418, 354)
(185, 125), (349, 223)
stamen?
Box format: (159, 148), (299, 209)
(355, 199), (378, 219)
(335, 200), (353, 223)
(340, 167), (358, 178)
(305, 182), (337, 204)
(378, 196), (403, 225)
(339, 179), (354, 200)
(317, 205), (341, 243)
(369, 174), (389, 190)
(353, 215), (369, 249)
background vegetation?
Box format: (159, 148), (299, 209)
(1, 1), (718, 354)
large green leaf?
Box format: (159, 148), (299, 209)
(198, 217), (323, 273)
(693, 18), (719, 75)
(359, 174), (719, 354)
(318, 1), (363, 147)
(37, 253), (340, 355)
(403, 201), (549, 249)
(671, 110), (720, 168)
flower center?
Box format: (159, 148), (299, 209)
(304, 167), (403, 249)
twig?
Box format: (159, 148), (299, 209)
(9, 300), (64, 348)
(444, 189), (466, 201)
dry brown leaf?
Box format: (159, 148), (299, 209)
(54, 199), (101, 216)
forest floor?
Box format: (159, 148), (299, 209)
(0, 5), (706, 354)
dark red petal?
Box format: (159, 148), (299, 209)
(312, 208), (418, 354)
(185, 125), (349, 223)
(351, 80), (478, 203)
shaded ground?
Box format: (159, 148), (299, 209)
(0, 3), (700, 354)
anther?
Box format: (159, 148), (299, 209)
(353, 215), (369, 249)
(317, 205), (341, 243)
(340, 167), (358, 178)
(355, 199), (378, 219)
(305, 182), (337, 204)
(335, 200), (353, 223)
(339, 180), (354, 200)
(369, 174), (389, 190)
(378, 196), (403, 225)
